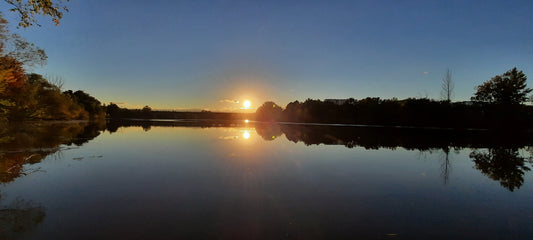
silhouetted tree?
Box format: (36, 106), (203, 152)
(106, 103), (120, 117)
(142, 105), (152, 113)
(141, 105), (152, 119)
(255, 101), (283, 122)
(63, 90), (104, 118)
(472, 67), (532, 104)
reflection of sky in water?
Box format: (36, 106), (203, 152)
(1, 126), (532, 239)
(218, 128), (254, 141)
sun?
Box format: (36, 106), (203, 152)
(243, 100), (251, 109)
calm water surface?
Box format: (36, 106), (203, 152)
(1, 121), (532, 239)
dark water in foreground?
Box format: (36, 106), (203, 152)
(1, 120), (532, 239)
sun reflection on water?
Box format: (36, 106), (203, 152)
(242, 131), (250, 139)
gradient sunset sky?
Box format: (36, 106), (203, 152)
(3, 0), (532, 111)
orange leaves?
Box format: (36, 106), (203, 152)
(2, 69), (25, 88)
(0, 56), (26, 89)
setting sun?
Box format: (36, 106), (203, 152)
(243, 100), (252, 109)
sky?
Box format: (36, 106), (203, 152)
(1, 0), (532, 111)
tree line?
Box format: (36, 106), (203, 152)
(105, 103), (253, 121)
(256, 68), (533, 129)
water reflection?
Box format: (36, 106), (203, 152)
(106, 120), (533, 191)
(470, 148), (531, 191)
(1, 119), (532, 239)
(105, 119), (249, 133)
(0, 197), (45, 239)
(242, 130), (250, 139)
(266, 124), (533, 150)
(256, 123), (532, 190)
(0, 121), (105, 184)
(255, 124), (282, 141)
(0, 121), (105, 238)
(115, 119), (533, 193)
(439, 147), (453, 185)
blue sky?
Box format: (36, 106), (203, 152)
(2, 0), (532, 111)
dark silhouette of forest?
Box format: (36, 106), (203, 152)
(256, 68), (533, 130)
(256, 98), (532, 129)
(105, 103), (253, 122)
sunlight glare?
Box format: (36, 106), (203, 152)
(243, 100), (252, 109)
(244, 119), (249, 123)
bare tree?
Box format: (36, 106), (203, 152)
(440, 68), (454, 102)
(45, 74), (64, 90)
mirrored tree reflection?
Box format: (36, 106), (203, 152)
(252, 123), (533, 191)
(0, 121), (105, 184)
(257, 124), (532, 151)
(254, 124), (282, 141)
(470, 148), (531, 191)
(105, 119), (250, 133)
(141, 123), (151, 132)
(0, 197), (46, 239)
(1, 122), (105, 238)
(440, 147), (451, 185)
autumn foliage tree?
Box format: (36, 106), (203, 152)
(0, 13), (101, 121)
(0, 52), (25, 119)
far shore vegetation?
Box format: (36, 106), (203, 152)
(255, 67), (532, 130)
